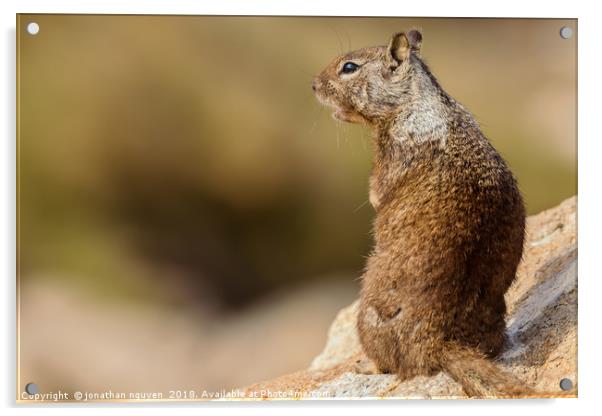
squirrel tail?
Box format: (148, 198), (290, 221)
(439, 341), (533, 398)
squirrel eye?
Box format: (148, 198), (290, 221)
(340, 61), (360, 74)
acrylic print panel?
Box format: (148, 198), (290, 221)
(17, 15), (577, 402)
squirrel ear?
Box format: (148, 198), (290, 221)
(407, 30), (422, 53)
(387, 30), (422, 66)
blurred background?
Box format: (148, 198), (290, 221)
(18, 15), (576, 397)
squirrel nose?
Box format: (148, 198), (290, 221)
(311, 79), (317, 92)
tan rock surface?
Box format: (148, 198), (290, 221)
(244, 196), (577, 399)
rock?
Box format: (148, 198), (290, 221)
(244, 196), (577, 399)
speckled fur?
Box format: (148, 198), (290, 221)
(313, 31), (530, 397)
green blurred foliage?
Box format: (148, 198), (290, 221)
(18, 16), (576, 308)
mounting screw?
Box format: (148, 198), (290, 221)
(559, 378), (573, 391)
(26, 22), (40, 35)
(25, 383), (39, 395)
(559, 26), (573, 39)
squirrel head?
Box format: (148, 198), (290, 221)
(312, 30), (423, 125)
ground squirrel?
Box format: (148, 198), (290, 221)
(313, 30), (530, 397)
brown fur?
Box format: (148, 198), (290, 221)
(313, 30), (531, 398)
